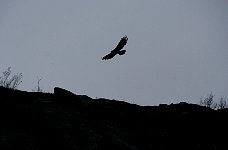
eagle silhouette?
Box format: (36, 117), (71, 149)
(102, 36), (128, 60)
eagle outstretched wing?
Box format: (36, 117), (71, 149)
(113, 36), (128, 53)
(102, 36), (128, 60)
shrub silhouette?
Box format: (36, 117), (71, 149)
(199, 93), (228, 109)
(199, 92), (217, 109)
(218, 96), (227, 109)
(0, 67), (22, 89)
(32, 77), (43, 92)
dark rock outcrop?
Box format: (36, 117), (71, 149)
(54, 87), (77, 98)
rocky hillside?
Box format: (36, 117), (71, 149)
(0, 86), (228, 150)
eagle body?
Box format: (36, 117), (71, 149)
(102, 36), (128, 60)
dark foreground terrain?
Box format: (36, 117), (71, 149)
(0, 86), (228, 150)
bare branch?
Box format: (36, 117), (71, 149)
(0, 67), (22, 89)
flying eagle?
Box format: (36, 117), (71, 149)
(102, 36), (128, 60)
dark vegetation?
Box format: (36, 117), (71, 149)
(199, 92), (227, 109)
(1, 86), (228, 150)
(0, 67), (22, 90)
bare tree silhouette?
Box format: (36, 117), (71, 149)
(218, 96), (227, 109)
(32, 77), (43, 92)
(199, 92), (217, 109)
(0, 67), (22, 89)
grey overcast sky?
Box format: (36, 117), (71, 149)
(0, 0), (228, 105)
